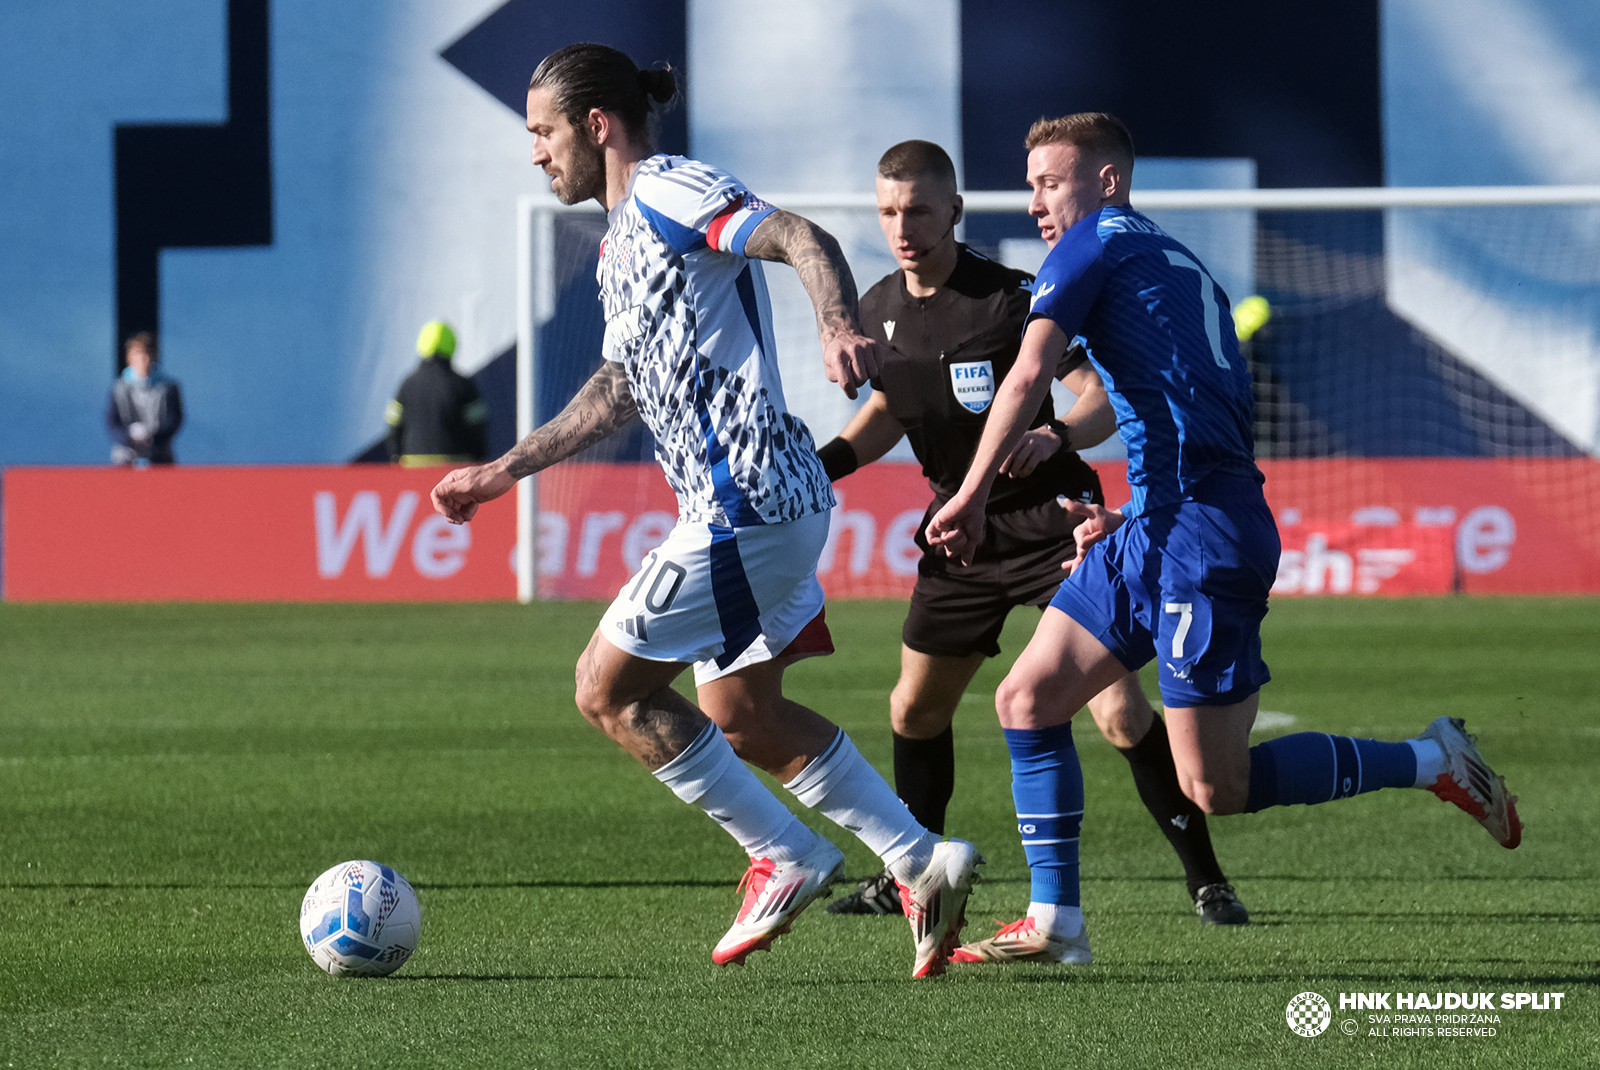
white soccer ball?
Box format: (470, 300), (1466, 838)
(299, 860), (422, 977)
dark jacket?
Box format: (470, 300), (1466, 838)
(107, 367), (183, 464)
(385, 357), (488, 465)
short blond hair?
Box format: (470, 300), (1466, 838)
(1025, 112), (1135, 173)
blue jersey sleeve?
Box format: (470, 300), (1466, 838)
(1026, 211), (1113, 339)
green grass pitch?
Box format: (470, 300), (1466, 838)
(1, 597), (1596, 1068)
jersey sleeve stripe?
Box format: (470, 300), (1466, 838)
(705, 201), (741, 251)
(726, 205), (776, 257)
(635, 196), (707, 256)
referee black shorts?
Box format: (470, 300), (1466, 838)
(903, 485), (1105, 660)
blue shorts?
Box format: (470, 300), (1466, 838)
(1049, 487), (1280, 707)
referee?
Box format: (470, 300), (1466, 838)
(819, 140), (1247, 930)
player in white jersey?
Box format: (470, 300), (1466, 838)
(430, 43), (981, 978)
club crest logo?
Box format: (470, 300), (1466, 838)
(1286, 992), (1332, 1037)
(949, 360), (995, 413)
(608, 239), (634, 273)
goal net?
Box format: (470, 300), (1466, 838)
(516, 186), (1600, 601)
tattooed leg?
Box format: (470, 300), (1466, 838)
(573, 630), (706, 770)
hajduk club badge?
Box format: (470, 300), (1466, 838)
(950, 360), (995, 413)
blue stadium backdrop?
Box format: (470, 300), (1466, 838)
(2, 0), (1598, 476)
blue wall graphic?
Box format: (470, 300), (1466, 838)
(115, 0), (273, 366)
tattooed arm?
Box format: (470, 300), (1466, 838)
(744, 209), (881, 398)
(431, 361), (637, 523)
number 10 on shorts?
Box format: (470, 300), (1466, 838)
(629, 552), (687, 614)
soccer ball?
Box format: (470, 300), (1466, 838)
(298, 860), (422, 977)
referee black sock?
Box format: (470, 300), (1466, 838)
(892, 727), (954, 836)
(1116, 714), (1227, 897)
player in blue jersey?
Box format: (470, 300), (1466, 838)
(820, 139), (1248, 929)
(929, 113), (1522, 966)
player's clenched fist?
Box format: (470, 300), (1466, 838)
(431, 462), (517, 524)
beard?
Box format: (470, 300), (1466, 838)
(552, 135), (605, 206)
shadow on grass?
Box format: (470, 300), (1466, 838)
(388, 972), (639, 982)
(2, 879), (732, 891)
(1261, 909), (1600, 922)
(8, 876), (1592, 897)
(1118, 874), (1597, 883)
(1045, 966), (1600, 986)
(411, 880), (729, 890)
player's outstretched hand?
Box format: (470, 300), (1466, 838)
(926, 492), (986, 566)
(999, 427), (1063, 479)
(431, 462), (517, 525)
(1059, 499), (1124, 574)
(822, 328), (882, 400)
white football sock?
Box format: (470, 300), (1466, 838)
(783, 730), (936, 881)
(1409, 737), (1447, 788)
(1028, 902), (1084, 938)
(654, 721), (819, 861)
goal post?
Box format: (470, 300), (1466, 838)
(516, 185), (1600, 602)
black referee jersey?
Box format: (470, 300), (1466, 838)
(860, 244), (1100, 512)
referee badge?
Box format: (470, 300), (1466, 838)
(949, 359), (995, 413)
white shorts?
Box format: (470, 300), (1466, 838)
(599, 511), (834, 685)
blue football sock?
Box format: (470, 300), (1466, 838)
(1245, 732), (1419, 812)
(1003, 722), (1083, 908)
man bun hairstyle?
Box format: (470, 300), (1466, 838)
(638, 66), (677, 106)
(1025, 112), (1135, 173)
(877, 139), (959, 191)
(529, 43), (679, 146)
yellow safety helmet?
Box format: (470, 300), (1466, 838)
(416, 320), (457, 358)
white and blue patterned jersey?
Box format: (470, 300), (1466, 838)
(1029, 204), (1262, 516)
(597, 154), (835, 527)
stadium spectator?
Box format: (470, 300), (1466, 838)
(429, 43), (981, 978)
(385, 320), (488, 466)
(819, 139), (1248, 930)
(107, 331), (183, 466)
(928, 113), (1521, 966)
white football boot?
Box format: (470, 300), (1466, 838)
(950, 915), (1093, 965)
(712, 840), (845, 966)
(897, 839), (984, 978)
(1418, 716), (1522, 849)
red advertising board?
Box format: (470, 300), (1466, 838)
(4, 457), (1599, 601)
(1257, 458), (1600, 594)
(1, 466), (517, 601)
